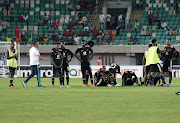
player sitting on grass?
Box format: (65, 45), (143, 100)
(51, 43), (63, 87)
(6, 41), (18, 87)
(122, 71), (140, 86)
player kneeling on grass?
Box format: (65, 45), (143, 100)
(22, 41), (48, 88)
(6, 41), (18, 87)
(122, 71), (140, 86)
(94, 65), (119, 87)
(51, 43), (63, 87)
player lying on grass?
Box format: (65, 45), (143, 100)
(122, 71), (140, 86)
(94, 65), (121, 87)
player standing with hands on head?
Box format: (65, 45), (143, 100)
(6, 41), (18, 87)
(75, 40), (95, 87)
(60, 41), (73, 87)
(22, 41), (48, 88)
(51, 43), (63, 87)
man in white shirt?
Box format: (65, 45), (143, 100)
(22, 41), (48, 88)
(74, 35), (80, 45)
(99, 13), (105, 29)
(141, 28), (146, 36)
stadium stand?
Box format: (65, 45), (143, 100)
(0, 0), (180, 45)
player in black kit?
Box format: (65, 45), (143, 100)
(161, 39), (179, 86)
(60, 41), (73, 87)
(122, 71), (140, 86)
(75, 40), (95, 87)
(51, 43), (63, 87)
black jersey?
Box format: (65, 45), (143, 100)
(122, 71), (137, 81)
(164, 46), (176, 60)
(51, 48), (63, 66)
(60, 48), (73, 64)
(75, 46), (93, 63)
(108, 64), (120, 75)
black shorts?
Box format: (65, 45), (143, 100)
(146, 65), (150, 74)
(53, 66), (62, 75)
(62, 63), (69, 72)
(9, 67), (16, 74)
(81, 62), (91, 74)
(162, 60), (172, 72)
(96, 79), (108, 86)
(150, 64), (161, 72)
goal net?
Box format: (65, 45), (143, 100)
(0, 42), (17, 77)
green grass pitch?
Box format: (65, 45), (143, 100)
(0, 78), (180, 123)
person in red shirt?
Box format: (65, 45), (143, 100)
(69, 36), (74, 45)
(148, 12), (153, 26)
(63, 29), (68, 36)
(68, 23), (73, 30)
(18, 14), (23, 22)
(52, 33), (57, 41)
(109, 30), (113, 40)
(53, 18), (58, 29)
(68, 29), (74, 36)
(92, 26), (97, 39)
(14, 25), (19, 38)
(78, 0), (83, 6)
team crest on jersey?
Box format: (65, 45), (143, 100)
(83, 51), (87, 55)
(63, 52), (66, 57)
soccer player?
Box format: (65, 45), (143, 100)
(161, 39), (179, 86)
(75, 40), (95, 87)
(122, 71), (140, 86)
(142, 44), (152, 86)
(22, 41), (48, 88)
(60, 41), (73, 87)
(51, 43), (63, 87)
(6, 41), (18, 87)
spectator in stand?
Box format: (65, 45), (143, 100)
(21, 34), (27, 42)
(48, 26), (54, 33)
(23, 14), (29, 22)
(68, 22), (74, 30)
(148, 12), (153, 26)
(21, 26), (26, 37)
(155, 13), (161, 23)
(6, 35), (12, 42)
(43, 35), (49, 43)
(118, 14), (123, 26)
(1, 18), (7, 33)
(92, 26), (98, 40)
(74, 35), (80, 45)
(38, 35), (43, 42)
(74, 29), (78, 36)
(5, 0), (10, 14)
(133, 35), (139, 44)
(109, 30), (113, 40)
(166, 28), (171, 36)
(18, 14), (23, 22)
(38, 17), (44, 26)
(87, 2), (92, 12)
(48, 18), (53, 26)
(69, 36), (74, 45)
(78, 29), (83, 36)
(141, 28), (146, 36)
(172, 29), (177, 36)
(84, 25), (89, 32)
(84, 28), (89, 37)
(78, 11), (83, 20)
(63, 29), (68, 36)
(89, 25), (94, 31)
(127, 20), (133, 32)
(106, 37), (112, 45)
(9, 8), (14, 23)
(116, 24), (121, 36)
(52, 33), (57, 41)
(98, 27), (104, 44)
(75, 4), (81, 10)
(158, 22), (163, 29)
(81, 15), (87, 27)
(16, 36), (22, 44)
(146, 28), (152, 36)
(78, 0), (83, 7)
(64, 36), (70, 45)
(14, 25), (19, 38)
(134, 19), (139, 34)
(28, 36), (32, 43)
(106, 13), (111, 30)
(58, 32), (64, 40)
(53, 18), (58, 29)
(43, 13), (49, 25)
(85, 35), (91, 42)
(66, 3), (75, 11)
(129, 34), (134, 44)
(99, 13), (105, 29)
(68, 29), (74, 36)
